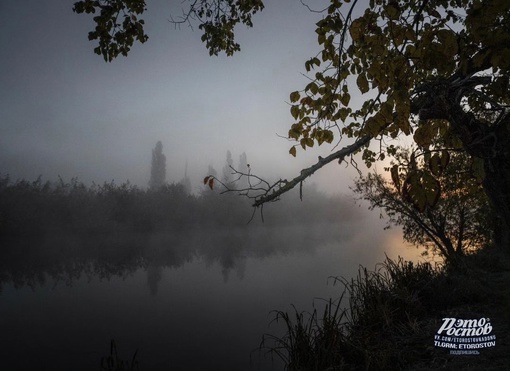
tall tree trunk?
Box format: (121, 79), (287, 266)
(418, 80), (510, 251)
(482, 119), (510, 250)
(453, 108), (510, 251)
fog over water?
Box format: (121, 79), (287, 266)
(0, 184), (420, 370)
(0, 1), (424, 370)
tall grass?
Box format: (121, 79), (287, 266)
(100, 340), (139, 371)
(261, 295), (349, 370)
(260, 256), (441, 370)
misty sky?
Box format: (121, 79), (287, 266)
(0, 0), (377, 195)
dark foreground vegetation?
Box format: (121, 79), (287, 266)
(261, 248), (510, 371)
(95, 248), (510, 371)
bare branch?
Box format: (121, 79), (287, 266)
(299, 0), (328, 14)
(253, 134), (372, 207)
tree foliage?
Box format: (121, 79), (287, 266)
(73, 0), (149, 62)
(72, 0), (264, 60)
(285, 0), (510, 249)
(75, 0), (510, 249)
(353, 147), (492, 263)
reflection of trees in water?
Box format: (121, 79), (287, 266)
(0, 222), (360, 294)
(147, 265), (163, 295)
(0, 176), (363, 293)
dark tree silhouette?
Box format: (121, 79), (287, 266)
(149, 141), (166, 190)
(75, 0), (510, 250)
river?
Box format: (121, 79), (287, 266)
(0, 210), (419, 371)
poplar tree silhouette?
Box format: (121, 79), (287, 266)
(149, 141), (166, 190)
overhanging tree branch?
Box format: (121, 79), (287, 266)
(252, 134), (372, 207)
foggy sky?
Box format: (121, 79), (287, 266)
(0, 0), (371, 195)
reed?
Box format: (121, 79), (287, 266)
(261, 256), (440, 370)
(100, 340), (139, 371)
(260, 293), (349, 371)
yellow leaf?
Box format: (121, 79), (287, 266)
(437, 29), (458, 57)
(290, 105), (300, 119)
(390, 164), (400, 191)
(429, 153), (442, 176)
(340, 92), (351, 107)
(349, 19), (363, 42)
(290, 91), (300, 103)
(413, 124), (435, 148)
(422, 172), (441, 208)
(356, 74), (370, 94)
(380, 101), (394, 123)
(384, 4), (400, 20)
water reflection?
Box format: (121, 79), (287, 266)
(0, 209), (418, 370)
(0, 220), (364, 294)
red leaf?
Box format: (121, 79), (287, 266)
(208, 178), (214, 190)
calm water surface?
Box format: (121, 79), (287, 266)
(0, 214), (419, 371)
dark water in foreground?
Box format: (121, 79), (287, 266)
(0, 215), (418, 371)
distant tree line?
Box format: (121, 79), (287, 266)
(0, 172), (354, 239)
(1, 142), (354, 242)
(0, 140), (361, 290)
(0, 172), (359, 291)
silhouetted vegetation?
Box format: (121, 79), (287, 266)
(353, 148), (493, 265)
(261, 249), (510, 370)
(0, 173), (354, 236)
(149, 141), (166, 190)
(0, 173), (360, 291)
(101, 340), (139, 371)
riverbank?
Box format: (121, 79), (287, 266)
(261, 246), (510, 370)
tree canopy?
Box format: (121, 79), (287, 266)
(72, 0), (264, 61)
(74, 0), (510, 249)
(353, 146), (492, 263)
